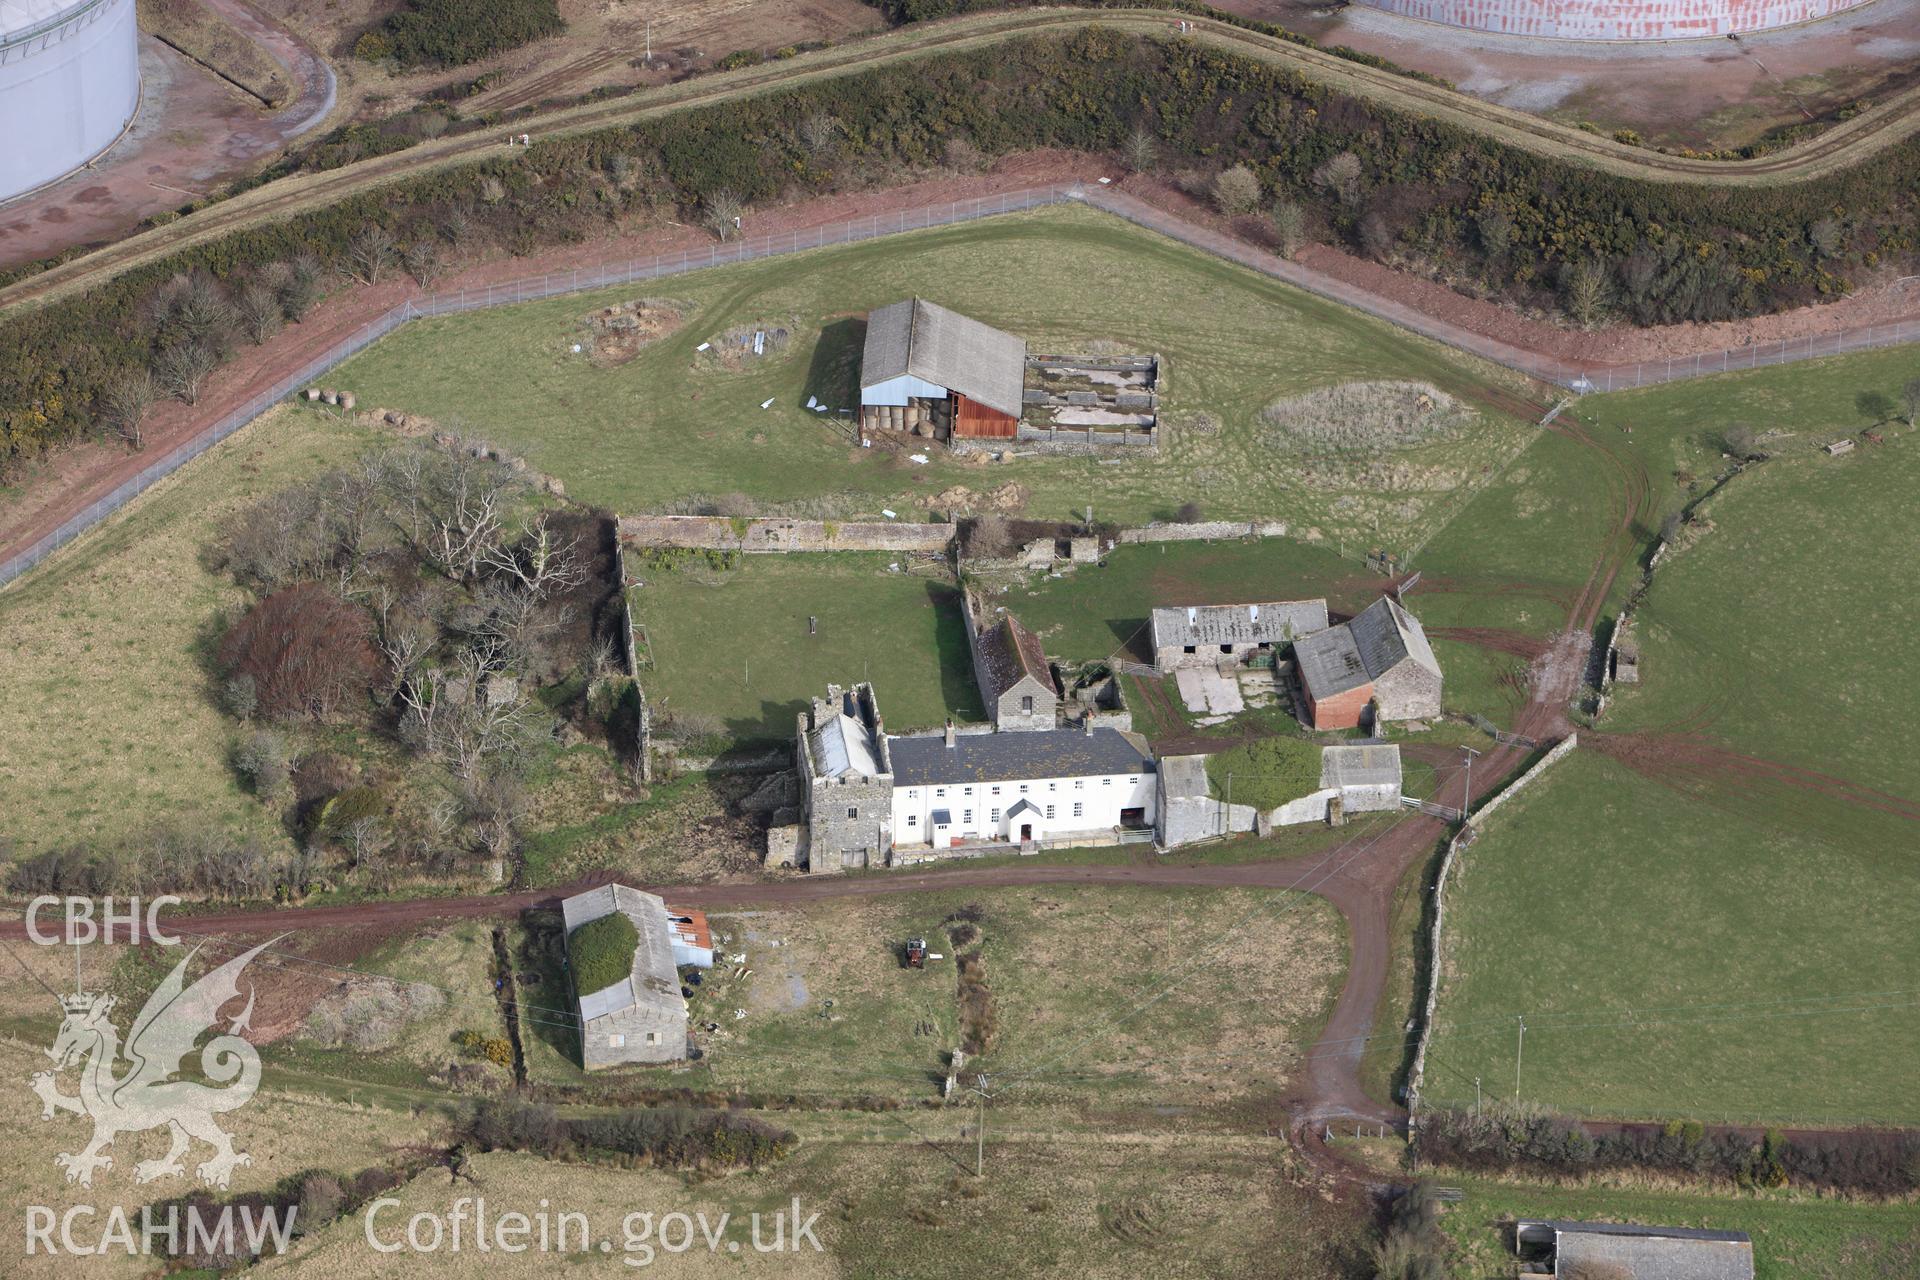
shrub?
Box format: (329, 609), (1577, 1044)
(232, 729), (290, 797)
(380, 0), (563, 69)
(569, 911), (639, 996)
(217, 584), (380, 723)
(1212, 164), (1261, 216)
(1206, 735), (1320, 811)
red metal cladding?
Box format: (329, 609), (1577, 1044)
(1356, 0), (1873, 39)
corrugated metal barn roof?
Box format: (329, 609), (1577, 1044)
(861, 298), (1027, 418)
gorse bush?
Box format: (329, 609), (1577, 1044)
(377, 0), (564, 69)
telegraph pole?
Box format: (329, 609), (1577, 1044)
(1462, 747), (1481, 822)
(1474, 1076), (1482, 1120)
(971, 1074), (992, 1178)
(1513, 1015), (1526, 1103)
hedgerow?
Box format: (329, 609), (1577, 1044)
(3, 28), (1915, 479)
(373, 0), (564, 69)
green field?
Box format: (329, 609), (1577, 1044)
(1437, 1174), (1920, 1280)
(1425, 351), (1920, 1125)
(0, 407), (373, 855)
(632, 551), (982, 744)
(330, 204), (1537, 547)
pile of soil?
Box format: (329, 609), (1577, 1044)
(584, 298), (686, 366)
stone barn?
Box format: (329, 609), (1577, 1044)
(963, 593), (1058, 731)
(1295, 596), (1442, 730)
(561, 884), (690, 1069)
(1150, 600), (1329, 672)
(1514, 1219), (1753, 1280)
(859, 298), (1027, 440)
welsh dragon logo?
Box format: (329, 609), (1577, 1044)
(29, 939), (275, 1189)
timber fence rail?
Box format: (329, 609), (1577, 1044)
(6, 182), (1919, 589)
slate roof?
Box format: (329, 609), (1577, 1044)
(977, 611), (1055, 702)
(811, 712), (881, 779)
(561, 884), (685, 1024)
(889, 726), (1151, 787)
(861, 298), (1027, 418)
(1296, 597), (1440, 702)
(1348, 596), (1442, 679)
(1320, 744), (1402, 790)
(1521, 1220), (1754, 1280)
(1151, 600), (1329, 651)
(1295, 624), (1371, 699)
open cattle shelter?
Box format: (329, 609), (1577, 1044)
(859, 298), (1027, 440)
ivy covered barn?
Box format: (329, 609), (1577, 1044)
(858, 298), (1026, 440)
(561, 884), (694, 1068)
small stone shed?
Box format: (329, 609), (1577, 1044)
(859, 298), (1026, 439)
(1319, 744), (1403, 814)
(1151, 600), (1330, 672)
(561, 884), (690, 1069)
(1514, 1219), (1754, 1280)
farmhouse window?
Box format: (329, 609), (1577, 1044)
(608, 1034), (626, 1048)
(991, 785), (1001, 796)
(1220, 643), (1233, 653)
(1183, 645), (1195, 655)
(1048, 782), (1056, 791)
(1045, 805), (1056, 819)
(908, 814), (918, 826)
(1074, 780), (1084, 790)
(1073, 802), (1083, 818)
(645, 1032), (659, 1045)
(1102, 778), (1112, 786)
(1127, 777), (1138, 785)
(936, 787), (946, 797)
(964, 810), (973, 823)
(1021, 695), (1034, 713)
(991, 809), (1000, 823)
(846, 806), (858, 819)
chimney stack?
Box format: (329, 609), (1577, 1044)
(944, 720), (956, 748)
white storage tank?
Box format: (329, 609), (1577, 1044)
(0, 0), (140, 203)
(1355, 0), (1875, 40)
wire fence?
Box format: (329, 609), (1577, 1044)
(4, 179), (1917, 589)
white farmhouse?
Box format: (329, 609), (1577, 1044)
(887, 721), (1156, 860)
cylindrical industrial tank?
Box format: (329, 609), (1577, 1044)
(0, 0), (141, 203)
(1354, 0), (1875, 40)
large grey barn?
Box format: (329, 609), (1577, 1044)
(562, 884), (690, 1069)
(858, 298), (1026, 439)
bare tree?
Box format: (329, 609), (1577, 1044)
(98, 370), (157, 450)
(346, 225), (398, 286)
(483, 513), (587, 600)
(279, 255), (324, 321)
(153, 340), (220, 405)
(1561, 260), (1612, 328)
(1121, 123), (1158, 174)
(411, 441), (523, 582)
(235, 282), (284, 345)
(1270, 199), (1306, 259)
(798, 112), (840, 157)
(701, 188), (744, 241)
(1212, 164), (1261, 217)
(413, 650), (539, 781)
(1808, 216), (1845, 261)
(438, 199), (475, 246)
(404, 241), (446, 290)
(1311, 151), (1364, 208)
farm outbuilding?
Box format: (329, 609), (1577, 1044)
(1151, 600), (1330, 672)
(962, 592), (1058, 731)
(1295, 596), (1442, 730)
(859, 298), (1026, 439)
(561, 884), (691, 1068)
(1514, 1219), (1754, 1279)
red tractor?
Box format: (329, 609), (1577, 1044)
(904, 937), (928, 969)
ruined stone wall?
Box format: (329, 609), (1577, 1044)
(619, 515), (955, 554)
(1119, 520), (1290, 544)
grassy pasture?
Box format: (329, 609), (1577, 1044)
(1437, 1174), (1920, 1280)
(631, 551), (982, 744)
(329, 204), (1537, 548)
(518, 884), (1343, 1105)
(0, 406), (373, 856)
